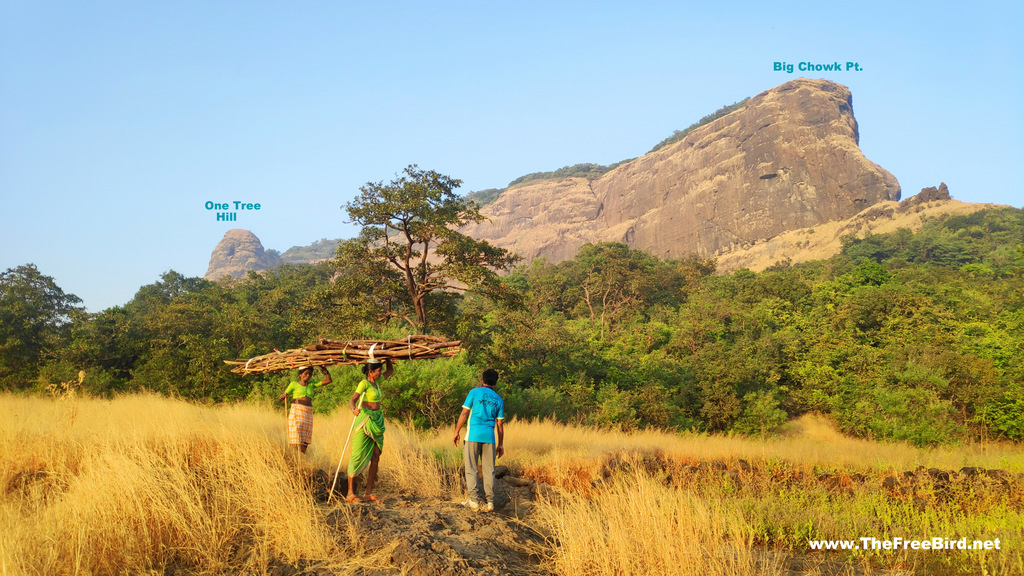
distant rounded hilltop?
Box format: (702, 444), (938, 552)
(205, 230), (341, 280)
(205, 229), (281, 280)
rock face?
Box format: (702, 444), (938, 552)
(205, 229), (282, 280)
(462, 78), (901, 263)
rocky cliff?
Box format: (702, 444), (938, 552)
(461, 78), (902, 263)
(205, 229), (282, 280)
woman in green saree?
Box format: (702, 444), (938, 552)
(346, 358), (393, 503)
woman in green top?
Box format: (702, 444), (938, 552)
(346, 358), (393, 503)
(277, 366), (332, 453)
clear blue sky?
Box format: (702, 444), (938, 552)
(2, 0), (1021, 312)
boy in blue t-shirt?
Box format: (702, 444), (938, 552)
(452, 368), (505, 511)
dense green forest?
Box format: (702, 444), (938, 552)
(2, 207), (1022, 445)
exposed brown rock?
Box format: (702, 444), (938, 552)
(462, 78), (902, 264)
(205, 229), (282, 280)
(464, 178), (602, 263)
(900, 182), (950, 211)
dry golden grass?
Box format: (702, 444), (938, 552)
(531, 463), (786, 576)
(715, 198), (1007, 274)
(0, 394), (400, 576)
(417, 413), (1023, 495)
(419, 415), (1024, 576)
(3, 395), (1021, 576)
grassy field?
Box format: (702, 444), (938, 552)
(2, 394), (1021, 575)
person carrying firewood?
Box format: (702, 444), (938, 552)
(277, 366), (332, 454)
(346, 358), (393, 503)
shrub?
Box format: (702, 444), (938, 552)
(733, 390), (788, 437)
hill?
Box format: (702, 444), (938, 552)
(460, 78), (902, 264)
(206, 79), (1001, 279)
(715, 183), (1009, 272)
(205, 231), (342, 280)
(205, 229), (282, 280)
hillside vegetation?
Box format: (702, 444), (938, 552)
(1, 208), (1023, 446)
(276, 237), (346, 264)
(648, 98), (749, 153)
(464, 162), (632, 208)
(463, 97), (748, 207)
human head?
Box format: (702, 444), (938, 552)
(362, 360), (383, 377)
(482, 368), (498, 387)
(298, 366), (313, 379)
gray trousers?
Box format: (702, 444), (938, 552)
(464, 441), (496, 504)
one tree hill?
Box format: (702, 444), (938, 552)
(460, 78), (902, 264)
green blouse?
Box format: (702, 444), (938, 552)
(284, 379), (324, 400)
(355, 379), (383, 404)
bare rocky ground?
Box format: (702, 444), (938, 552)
(263, 467), (554, 576)
(328, 493), (548, 576)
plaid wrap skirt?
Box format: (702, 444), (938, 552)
(288, 403), (314, 446)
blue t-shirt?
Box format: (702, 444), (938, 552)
(463, 386), (505, 444)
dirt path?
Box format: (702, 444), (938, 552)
(334, 493), (550, 576)
(267, 468), (555, 576)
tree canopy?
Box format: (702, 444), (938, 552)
(0, 264), (83, 388)
(2, 203), (1022, 445)
(339, 165), (519, 332)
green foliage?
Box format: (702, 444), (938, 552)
(649, 98), (750, 153)
(976, 382), (1024, 441)
(734, 391), (788, 437)
(7, 198), (1021, 446)
(507, 161), (631, 188)
(480, 208), (1024, 442)
(463, 188), (503, 208)
(863, 387), (965, 446)
(572, 243), (659, 339)
(382, 354), (478, 428)
(114, 271), (248, 399)
(841, 208), (1024, 275)
(342, 165), (520, 332)
(0, 264), (84, 389)
(278, 238), (343, 264)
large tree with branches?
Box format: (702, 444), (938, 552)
(0, 264), (83, 388)
(338, 165), (519, 332)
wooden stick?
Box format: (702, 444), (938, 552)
(225, 335), (462, 375)
(327, 392), (365, 504)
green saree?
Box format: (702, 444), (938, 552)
(348, 407), (384, 476)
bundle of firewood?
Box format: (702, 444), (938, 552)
(225, 335), (461, 375)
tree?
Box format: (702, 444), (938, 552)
(572, 243), (656, 339)
(0, 264), (83, 388)
(340, 165), (519, 332)
(114, 271), (252, 400)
